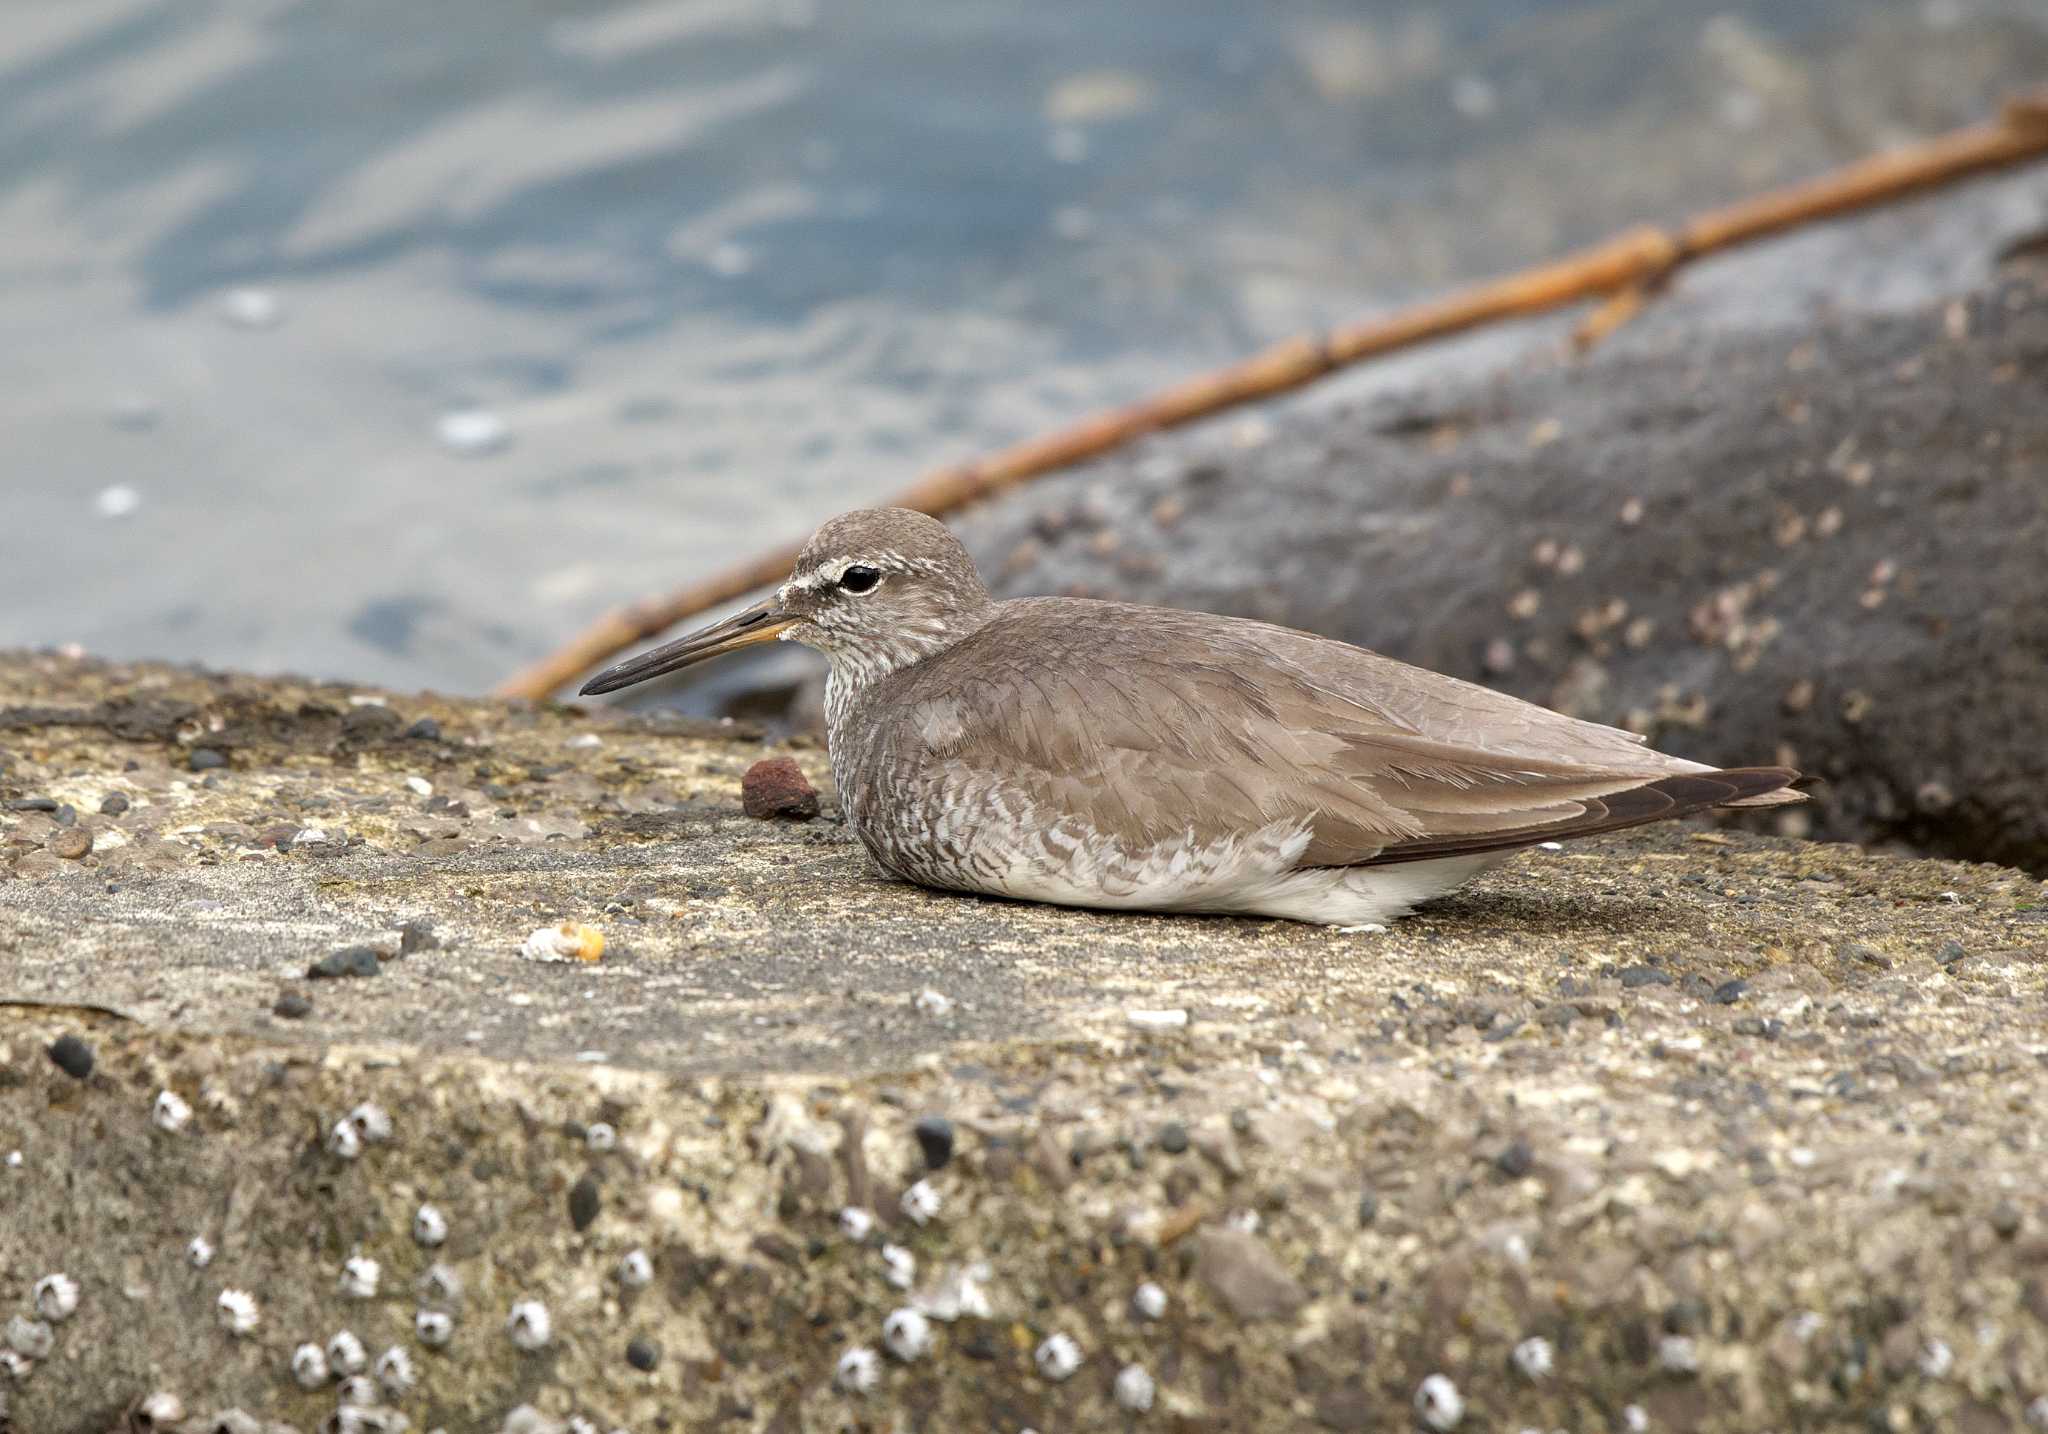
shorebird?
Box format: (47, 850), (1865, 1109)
(582, 508), (1801, 925)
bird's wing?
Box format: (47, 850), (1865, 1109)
(880, 600), (1791, 868)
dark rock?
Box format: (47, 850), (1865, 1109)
(272, 992), (312, 1019)
(188, 748), (227, 772)
(53, 804), (75, 827)
(1356, 1192), (1378, 1227)
(405, 717), (443, 741)
(308, 946), (382, 979)
(398, 920), (439, 954)
(626, 1336), (660, 1371)
(569, 1171), (602, 1231)
(1620, 964), (1673, 988)
(741, 757), (819, 821)
(98, 793), (129, 816)
(913, 1115), (954, 1171)
(5, 797), (57, 812)
(1711, 978), (1749, 1005)
(1734, 1017), (1784, 1041)
(1157, 1120), (1190, 1155)
(957, 275), (2048, 875)
(1937, 940), (1968, 965)
(1990, 1201), (2024, 1240)
(1494, 1138), (1535, 1178)
(46, 1034), (93, 1080)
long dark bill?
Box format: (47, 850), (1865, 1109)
(578, 600), (793, 696)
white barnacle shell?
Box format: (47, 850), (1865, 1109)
(326, 1118), (363, 1160)
(1919, 1338), (1954, 1379)
(1132, 1281), (1168, 1320)
(414, 1308), (454, 1348)
(506, 1299), (551, 1351)
(290, 1341), (329, 1387)
(881, 1307), (932, 1361)
(1114, 1363), (1156, 1412)
(837, 1206), (874, 1242)
(501, 1409), (559, 1434)
(339, 1255), (381, 1298)
(187, 1234), (216, 1268)
(335, 1373), (378, 1407)
(375, 1345), (416, 1397)
(134, 1392), (186, 1427)
(585, 1122), (617, 1152)
(216, 1288), (260, 1337)
(1034, 1332), (1082, 1382)
(1512, 1335), (1555, 1379)
(33, 1273), (79, 1322)
(327, 1328), (368, 1375)
(0, 1349), (32, 1381)
(880, 1243), (915, 1291)
(412, 1203), (448, 1247)
(1414, 1373), (1464, 1430)
(834, 1345), (880, 1394)
(617, 1248), (654, 1288)
(418, 1263), (463, 1307)
(348, 1102), (393, 1143)
(899, 1179), (941, 1226)
(5, 1315), (54, 1360)
(153, 1089), (193, 1133)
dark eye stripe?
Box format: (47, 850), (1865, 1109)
(839, 565), (881, 594)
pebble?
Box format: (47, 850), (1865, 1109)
(98, 793), (130, 816)
(568, 1172), (601, 1231)
(49, 827), (92, 859)
(405, 717), (443, 741)
(1990, 1200), (2024, 1239)
(1710, 978), (1749, 1004)
(913, 1116), (955, 1170)
(272, 991), (312, 1019)
(46, 1034), (93, 1079)
(309, 946), (382, 980)
(1937, 940), (1967, 965)
(1494, 1138), (1535, 1178)
(188, 748), (227, 772)
(741, 757), (820, 820)
(1157, 1120), (1189, 1155)
(1619, 964), (1673, 988)
(626, 1336), (660, 1371)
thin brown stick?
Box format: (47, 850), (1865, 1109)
(501, 90), (2048, 700)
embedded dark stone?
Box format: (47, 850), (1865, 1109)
(914, 1115), (955, 1171)
(98, 793), (130, 816)
(1157, 1120), (1190, 1155)
(46, 1034), (94, 1080)
(272, 992), (312, 1019)
(626, 1336), (660, 1371)
(188, 748), (227, 772)
(405, 717), (443, 741)
(308, 946), (382, 979)
(1711, 979), (1749, 1005)
(569, 1171), (602, 1231)
(1495, 1138), (1535, 1178)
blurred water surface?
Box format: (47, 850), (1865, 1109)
(2, 0), (2044, 691)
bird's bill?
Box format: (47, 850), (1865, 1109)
(578, 600), (793, 696)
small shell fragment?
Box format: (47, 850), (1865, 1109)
(153, 1090), (193, 1133)
(216, 1288), (260, 1337)
(520, 922), (605, 963)
(33, 1273), (79, 1322)
(899, 1179), (942, 1226)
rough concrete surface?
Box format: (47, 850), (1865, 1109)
(3, 654), (2048, 1432)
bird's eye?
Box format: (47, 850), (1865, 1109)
(838, 564), (881, 594)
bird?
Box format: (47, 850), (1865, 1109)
(580, 507), (1801, 926)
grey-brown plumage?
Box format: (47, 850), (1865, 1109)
(583, 508), (1801, 925)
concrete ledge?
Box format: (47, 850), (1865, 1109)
(3, 654), (2047, 1431)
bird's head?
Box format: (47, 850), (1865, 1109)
(579, 508), (993, 697)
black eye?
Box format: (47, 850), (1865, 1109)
(838, 564), (881, 594)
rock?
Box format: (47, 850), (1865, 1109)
(568, 1171), (601, 1232)
(741, 756), (819, 820)
(47, 827), (91, 860)
(1194, 1227), (1307, 1321)
(308, 945), (382, 979)
(98, 792), (129, 816)
(188, 748), (227, 772)
(957, 274), (2048, 875)
(46, 1033), (93, 1079)
(913, 1116), (955, 1171)
(272, 991), (311, 1019)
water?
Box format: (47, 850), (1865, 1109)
(2, 0), (2043, 694)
